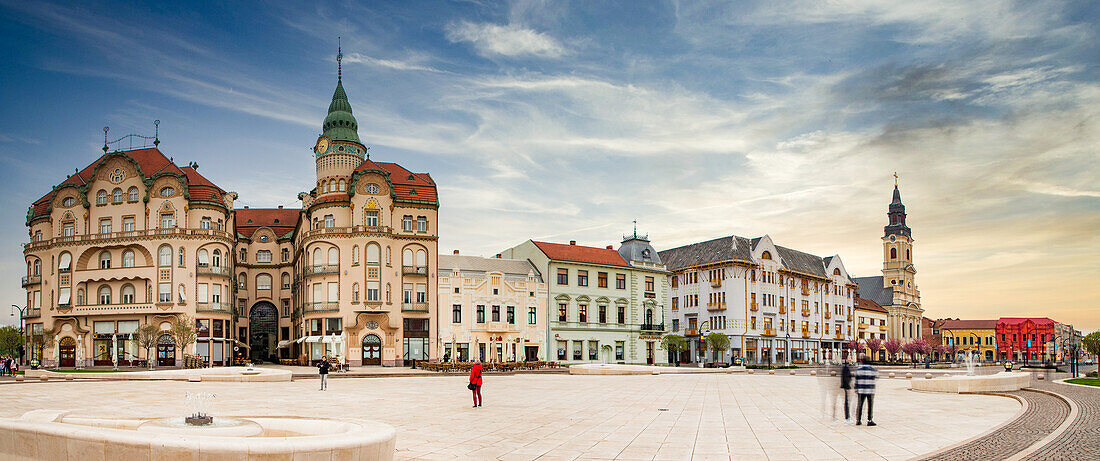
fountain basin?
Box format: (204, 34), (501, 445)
(0, 410), (395, 460)
(23, 366), (291, 382)
(909, 371), (1030, 393)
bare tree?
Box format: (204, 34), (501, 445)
(171, 315), (198, 368)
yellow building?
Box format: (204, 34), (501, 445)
(940, 319), (997, 362)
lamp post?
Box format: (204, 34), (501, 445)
(970, 332), (982, 364)
(10, 305), (27, 366)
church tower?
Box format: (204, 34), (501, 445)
(880, 174), (922, 339)
(313, 41), (366, 196)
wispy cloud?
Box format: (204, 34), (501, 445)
(445, 21), (565, 58)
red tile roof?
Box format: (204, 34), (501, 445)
(235, 207), (299, 239)
(355, 160), (438, 203)
(856, 297), (888, 314)
(997, 317), (1055, 326)
(939, 319), (998, 330)
(312, 193), (351, 207)
(532, 241), (630, 267)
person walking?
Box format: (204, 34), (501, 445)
(317, 356), (332, 391)
(839, 359), (853, 423)
(469, 359), (483, 408)
(854, 354), (878, 426)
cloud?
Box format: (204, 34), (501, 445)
(445, 21), (565, 58)
(342, 53), (449, 74)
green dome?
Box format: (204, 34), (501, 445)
(322, 80), (361, 145)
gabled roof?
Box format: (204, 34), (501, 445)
(355, 159), (438, 203)
(438, 255), (541, 281)
(854, 276), (894, 307)
(532, 241), (630, 267)
(856, 297), (888, 314)
(940, 319), (998, 330)
(235, 207), (300, 239)
(181, 165), (226, 204)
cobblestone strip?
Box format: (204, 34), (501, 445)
(918, 389), (1069, 461)
(1022, 380), (1100, 460)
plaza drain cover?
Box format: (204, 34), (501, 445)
(658, 408), (669, 411)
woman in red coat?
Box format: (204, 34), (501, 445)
(469, 359), (483, 408)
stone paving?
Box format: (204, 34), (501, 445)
(918, 390), (1067, 461)
(1025, 378), (1100, 461)
(0, 372), (1019, 460)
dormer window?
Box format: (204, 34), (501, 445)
(62, 197), (75, 207)
(160, 186), (175, 197)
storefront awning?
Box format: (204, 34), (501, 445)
(276, 340), (293, 349)
(304, 336), (323, 343)
(294, 337), (307, 344)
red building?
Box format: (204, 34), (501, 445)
(996, 318), (1056, 362)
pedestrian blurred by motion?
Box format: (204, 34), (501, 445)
(855, 354), (878, 426)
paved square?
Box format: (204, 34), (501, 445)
(1, 373), (1019, 460)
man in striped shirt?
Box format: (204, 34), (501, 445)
(854, 354), (878, 426)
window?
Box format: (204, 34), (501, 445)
(616, 274), (626, 289)
(352, 246), (360, 265)
(200, 217), (211, 229)
(492, 305), (500, 322)
(63, 222), (75, 236)
(98, 286), (111, 305)
(615, 342), (624, 360)
(557, 268), (568, 285)
(158, 245), (171, 266)
(257, 250), (272, 263)
(112, 188), (123, 204)
(328, 248), (338, 266)
(352, 283), (360, 302)
(281, 248), (289, 262)
(577, 270), (588, 286)
(32, 260), (40, 276)
(645, 276), (655, 292)
(617, 305), (626, 324)
(62, 197), (75, 207)
(158, 283), (171, 303)
(160, 186), (175, 197)
(573, 341), (583, 360)
(121, 285), (135, 304)
(416, 216), (427, 232)
(99, 251), (111, 269)
(282, 273), (290, 289)
(890, 247), (897, 259)
(160, 213), (174, 228)
(578, 305), (587, 322)
(365, 210), (379, 227)
(197, 249), (209, 267)
(324, 214), (334, 228)
(477, 305), (486, 323)
(589, 342), (598, 360)
(402, 215), (413, 232)
(366, 183), (380, 194)
(507, 306), (515, 324)
(178, 248), (185, 267)
(338, 179), (346, 191)
(366, 244), (380, 265)
(528, 307), (536, 325)
(598, 305), (607, 323)
(403, 283), (413, 304)
(366, 281), (380, 301)
(558, 303), (567, 322)
(99, 219), (111, 234)
(453, 305), (462, 323)
(671, 276), (678, 288)
(122, 216), (135, 232)
(416, 283), (427, 303)
(128, 186), (138, 202)
(97, 190), (107, 205)
(257, 274), (272, 290)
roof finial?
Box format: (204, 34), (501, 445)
(153, 120), (160, 146)
(102, 126), (109, 153)
(632, 220), (637, 239)
(894, 171), (898, 187)
(337, 36), (342, 82)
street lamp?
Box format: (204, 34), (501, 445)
(11, 305), (27, 366)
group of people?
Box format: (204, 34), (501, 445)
(314, 355), (485, 408)
(824, 354), (878, 426)
(0, 356), (15, 376)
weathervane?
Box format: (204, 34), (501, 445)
(153, 120), (160, 146)
(102, 126), (109, 153)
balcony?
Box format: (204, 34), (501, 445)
(706, 302), (726, 311)
(23, 227), (233, 252)
(801, 309), (811, 317)
(750, 302), (759, 312)
(762, 328), (776, 337)
(24, 308), (41, 318)
(834, 333), (845, 340)
(401, 302), (429, 313)
(22, 275), (41, 287)
(69, 303), (162, 315)
(685, 328), (699, 336)
(402, 265), (428, 276)
(304, 264), (339, 277)
(471, 321), (519, 333)
(196, 265), (232, 277)
(196, 302), (228, 313)
(300, 225), (393, 242)
(710, 278), (721, 288)
(779, 306), (786, 314)
(641, 323), (665, 332)
(303, 302), (339, 312)
(801, 287), (810, 296)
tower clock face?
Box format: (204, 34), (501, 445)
(315, 137), (330, 155)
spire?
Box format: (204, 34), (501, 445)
(884, 175), (911, 238)
(891, 172), (902, 204)
(337, 36), (342, 82)
(321, 38), (362, 146)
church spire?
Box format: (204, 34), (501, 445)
(884, 174), (911, 238)
(321, 38), (362, 146)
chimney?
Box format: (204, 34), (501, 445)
(278, 205), (283, 209)
(453, 250), (460, 255)
(244, 206), (249, 209)
(606, 245), (613, 249)
(495, 253), (502, 259)
(569, 240), (576, 245)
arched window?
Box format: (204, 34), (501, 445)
(238, 273), (247, 289)
(127, 186), (139, 202)
(58, 252), (72, 271)
(833, 268), (841, 276)
(403, 249), (414, 268)
(281, 273), (290, 289)
(178, 247), (185, 267)
(197, 249), (209, 267)
(328, 248), (338, 266)
(99, 251), (111, 269)
(158, 245), (172, 267)
(338, 179), (346, 191)
(312, 248), (322, 266)
(890, 248), (897, 259)
(212, 249), (222, 267)
(121, 284), (135, 304)
(367, 243), (380, 265)
(761, 251), (772, 260)
(352, 283), (360, 302)
(112, 188), (123, 204)
(96, 190), (107, 205)
(256, 274), (272, 290)
(645, 308), (654, 325)
(32, 259), (41, 276)
(415, 249), (427, 269)
(99, 285), (112, 305)
(352, 245), (360, 265)
(76, 288), (84, 305)
(122, 250), (135, 268)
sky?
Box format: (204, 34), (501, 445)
(1, 1), (1097, 330)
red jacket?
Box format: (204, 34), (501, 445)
(469, 363), (483, 385)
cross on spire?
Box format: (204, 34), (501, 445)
(894, 171), (899, 187)
(337, 37), (343, 81)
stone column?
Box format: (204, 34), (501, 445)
(76, 335), (84, 369)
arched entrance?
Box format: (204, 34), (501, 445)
(157, 334), (176, 366)
(362, 334), (381, 365)
(59, 337), (76, 368)
(249, 302), (279, 363)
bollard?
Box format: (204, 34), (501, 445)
(905, 373), (913, 379)
(789, 370), (796, 375)
(1037, 374), (1045, 380)
(40, 375), (49, 382)
(14, 375), (24, 382)
(725, 370), (733, 374)
(810, 370), (817, 376)
(924, 373), (933, 379)
(768, 369), (775, 375)
(747, 369), (755, 375)
(830, 370), (837, 377)
(187, 375), (202, 382)
(65, 374), (74, 381)
(889, 372), (896, 378)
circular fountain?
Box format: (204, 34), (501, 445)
(910, 352), (1030, 393)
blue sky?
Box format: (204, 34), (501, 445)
(1, 1), (1098, 330)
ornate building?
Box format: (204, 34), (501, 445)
(20, 54), (438, 368)
(855, 178), (924, 342)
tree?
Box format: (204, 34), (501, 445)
(0, 326), (22, 357)
(136, 324), (162, 370)
(30, 328), (55, 368)
(933, 344), (947, 361)
(171, 315), (198, 367)
(705, 332), (730, 364)
(901, 341), (918, 362)
(1083, 331), (1100, 376)
(661, 334), (687, 365)
(866, 338), (883, 360)
(883, 339), (902, 362)
(914, 339), (931, 362)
